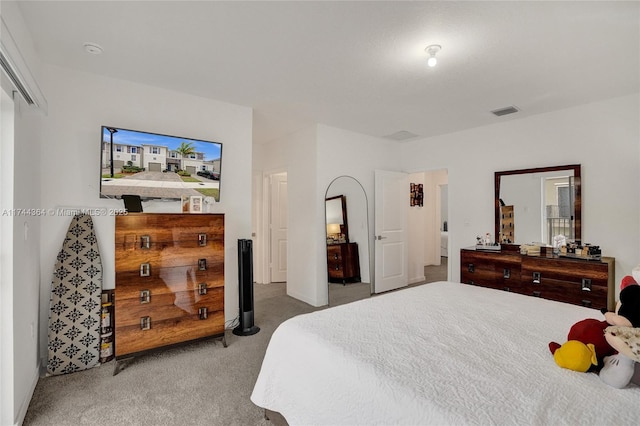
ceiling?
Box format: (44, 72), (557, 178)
(16, 1), (640, 144)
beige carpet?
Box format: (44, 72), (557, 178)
(24, 282), (317, 426)
(328, 257), (448, 305)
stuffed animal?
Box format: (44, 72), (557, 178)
(600, 274), (640, 388)
(549, 318), (614, 371)
(551, 340), (598, 372)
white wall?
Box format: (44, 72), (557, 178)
(253, 124), (401, 306)
(37, 64), (253, 365)
(401, 94), (640, 294)
(253, 125), (320, 304)
(1, 2), (45, 424)
(316, 125), (402, 304)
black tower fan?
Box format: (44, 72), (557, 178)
(233, 239), (260, 336)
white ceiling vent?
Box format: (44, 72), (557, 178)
(491, 106), (519, 117)
(383, 130), (420, 141)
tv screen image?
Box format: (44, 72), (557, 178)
(100, 126), (222, 202)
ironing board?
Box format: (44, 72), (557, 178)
(47, 214), (103, 375)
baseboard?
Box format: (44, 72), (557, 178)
(287, 289), (321, 307)
(409, 275), (426, 285)
(15, 361), (40, 426)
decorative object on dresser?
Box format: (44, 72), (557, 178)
(114, 213), (226, 373)
(327, 242), (361, 284)
(460, 247), (615, 311)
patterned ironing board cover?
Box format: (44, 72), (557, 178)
(47, 214), (102, 375)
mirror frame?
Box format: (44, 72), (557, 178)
(494, 164), (581, 245)
(325, 195), (349, 243)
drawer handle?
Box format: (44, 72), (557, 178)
(334, 265), (340, 271)
(198, 259), (207, 271)
(468, 263), (475, 273)
(140, 316), (151, 330)
(139, 290), (151, 304)
(140, 263), (150, 277)
(532, 272), (541, 284)
(503, 268), (510, 279)
(581, 279), (592, 292)
(581, 299), (593, 308)
(333, 253), (339, 260)
(533, 291), (541, 297)
(140, 235), (150, 249)
(503, 287), (511, 292)
(198, 282), (208, 295)
(198, 233), (207, 247)
(199, 307), (208, 320)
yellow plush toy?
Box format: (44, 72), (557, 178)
(552, 340), (598, 372)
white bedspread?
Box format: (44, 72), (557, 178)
(251, 281), (640, 425)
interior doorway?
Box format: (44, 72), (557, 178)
(407, 169), (449, 285)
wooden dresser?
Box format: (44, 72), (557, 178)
(114, 213), (225, 359)
(460, 247), (615, 311)
(327, 242), (361, 284)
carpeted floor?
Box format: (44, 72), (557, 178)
(23, 282), (318, 426)
(25, 261), (450, 425)
(328, 257), (448, 305)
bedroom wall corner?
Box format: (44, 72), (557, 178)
(400, 94), (640, 292)
(37, 64), (253, 365)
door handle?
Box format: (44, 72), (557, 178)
(376, 235), (387, 240)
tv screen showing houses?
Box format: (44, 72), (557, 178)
(100, 126), (222, 202)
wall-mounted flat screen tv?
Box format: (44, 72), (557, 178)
(100, 126), (222, 202)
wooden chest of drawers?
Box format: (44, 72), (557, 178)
(460, 249), (522, 293)
(327, 243), (361, 284)
(115, 213), (225, 357)
(520, 255), (614, 311)
(460, 247), (615, 311)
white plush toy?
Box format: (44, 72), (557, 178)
(600, 267), (640, 388)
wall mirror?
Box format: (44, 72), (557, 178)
(495, 164), (581, 246)
(325, 176), (371, 306)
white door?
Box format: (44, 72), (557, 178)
(374, 170), (409, 293)
(270, 173), (288, 282)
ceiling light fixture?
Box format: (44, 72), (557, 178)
(425, 44), (441, 67)
(83, 42), (103, 55)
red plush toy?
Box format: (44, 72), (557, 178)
(549, 318), (615, 370)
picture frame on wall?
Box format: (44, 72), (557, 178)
(190, 195), (203, 213)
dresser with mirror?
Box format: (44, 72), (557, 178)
(461, 164), (615, 311)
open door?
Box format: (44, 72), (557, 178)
(374, 170), (408, 293)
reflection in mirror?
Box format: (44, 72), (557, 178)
(325, 195), (348, 244)
(325, 176), (371, 306)
(495, 164), (581, 245)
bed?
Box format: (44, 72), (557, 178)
(251, 281), (640, 425)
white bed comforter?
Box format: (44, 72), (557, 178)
(251, 281), (640, 425)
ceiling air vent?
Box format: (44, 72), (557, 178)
(383, 130), (420, 141)
(491, 106), (519, 117)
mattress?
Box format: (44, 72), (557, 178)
(251, 281), (640, 425)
